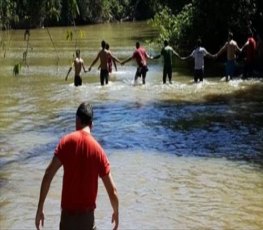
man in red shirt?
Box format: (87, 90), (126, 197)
(241, 31), (257, 79)
(35, 102), (119, 230)
(122, 41), (153, 84)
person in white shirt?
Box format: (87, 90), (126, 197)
(181, 39), (215, 82)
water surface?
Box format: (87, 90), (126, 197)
(0, 22), (263, 229)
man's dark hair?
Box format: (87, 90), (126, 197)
(248, 29), (253, 37)
(136, 42), (140, 48)
(228, 32), (233, 40)
(101, 40), (106, 49)
(105, 43), (110, 50)
(76, 102), (93, 125)
(197, 38), (202, 47)
(164, 40), (168, 46)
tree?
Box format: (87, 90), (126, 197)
(151, 0), (259, 53)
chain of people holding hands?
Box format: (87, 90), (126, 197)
(65, 31), (259, 87)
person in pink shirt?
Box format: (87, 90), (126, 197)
(122, 41), (153, 84)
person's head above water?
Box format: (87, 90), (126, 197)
(76, 49), (80, 57)
(101, 40), (106, 49)
(76, 102), (93, 130)
(105, 43), (110, 50)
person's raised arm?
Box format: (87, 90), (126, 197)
(101, 172), (119, 230)
(35, 156), (62, 230)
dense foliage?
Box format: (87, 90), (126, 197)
(150, 0), (263, 53)
(0, 0), (262, 52)
(0, 0), (162, 28)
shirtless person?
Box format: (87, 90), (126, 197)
(65, 49), (88, 86)
(215, 32), (241, 81)
(98, 43), (118, 80)
(89, 40), (121, 86)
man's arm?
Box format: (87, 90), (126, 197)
(204, 48), (215, 59)
(121, 56), (132, 65)
(111, 54), (121, 65)
(81, 60), (88, 73)
(241, 40), (249, 52)
(181, 50), (194, 60)
(101, 172), (119, 230)
(65, 63), (73, 81)
(35, 156), (62, 230)
(88, 53), (100, 71)
(113, 59), (117, 71)
(145, 52), (153, 60)
(172, 49), (181, 58)
(236, 43), (242, 53)
(152, 54), (161, 59)
(215, 42), (227, 58)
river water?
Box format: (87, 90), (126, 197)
(0, 22), (263, 229)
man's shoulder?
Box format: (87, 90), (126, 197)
(229, 40), (237, 46)
(74, 57), (83, 63)
(99, 49), (111, 56)
(63, 130), (80, 140)
(200, 47), (208, 52)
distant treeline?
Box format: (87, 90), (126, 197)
(1, 0), (263, 52)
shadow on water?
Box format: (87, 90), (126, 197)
(90, 83), (263, 166)
(1, 83), (262, 172)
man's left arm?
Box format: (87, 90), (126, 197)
(81, 60), (88, 73)
(102, 173), (119, 230)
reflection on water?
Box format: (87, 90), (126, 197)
(0, 22), (263, 229)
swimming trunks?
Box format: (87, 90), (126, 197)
(136, 65), (148, 77)
(100, 69), (109, 85)
(226, 60), (235, 78)
(74, 75), (82, 86)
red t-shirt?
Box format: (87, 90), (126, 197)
(55, 130), (110, 212)
(246, 37), (257, 62)
(132, 47), (147, 67)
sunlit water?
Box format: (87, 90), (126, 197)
(0, 22), (263, 229)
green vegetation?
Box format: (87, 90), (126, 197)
(150, 0), (263, 53)
(0, 0), (262, 53)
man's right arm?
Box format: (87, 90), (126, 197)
(35, 156), (62, 230)
(89, 53), (100, 71)
(215, 42), (227, 58)
(65, 62), (73, 81)
(102, 173), (119, 230)
(121, 56), (132, 65)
